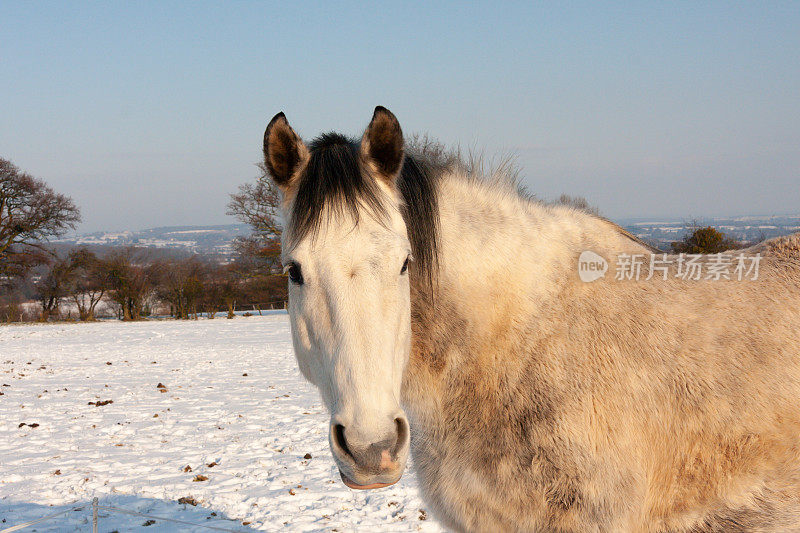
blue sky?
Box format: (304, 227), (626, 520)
(2, 2), (798, 232)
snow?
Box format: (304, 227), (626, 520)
(0, 315), (443, 532)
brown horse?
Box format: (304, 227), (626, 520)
(263, 106), (800, 532)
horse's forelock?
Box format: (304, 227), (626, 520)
(287, 132), (441, 284)
(288, 133), (387, 245)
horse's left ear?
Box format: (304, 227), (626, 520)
(360, 106), (404, 183)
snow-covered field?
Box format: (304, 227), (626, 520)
(0, 314), (443, 532)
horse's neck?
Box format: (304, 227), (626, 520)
(425, 176), (642, 330)
(402, 174), (644, 418)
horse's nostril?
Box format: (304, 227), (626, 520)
(332, 417), (410, 474)
(393, 416), (409, 456)
(333, 423), (354, 460)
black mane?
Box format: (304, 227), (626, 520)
(288, 133), (440, 282)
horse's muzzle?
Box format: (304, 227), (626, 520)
(329, 413), (410, 490)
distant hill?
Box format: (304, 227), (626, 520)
(620, 215), (800, 250)
(53, 224), (252, 256)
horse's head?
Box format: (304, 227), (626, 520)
(264, 107), (413, 489)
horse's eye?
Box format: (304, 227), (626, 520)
(286, 262), (303, 285)
(400, 256), (410, 275)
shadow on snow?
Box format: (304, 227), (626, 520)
(1, 494), (257, 532)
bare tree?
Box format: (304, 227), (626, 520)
(103, 248), (152, 321)
(0, 158), (81, 278)
(35, 257), (72, 321)
(228, 163), (282, 238)
(67, 248), (108, 321)
(220, 266), (241, 319)
(153, 257), (206, 320)
(200, 274), (221, 319)
(199, 263), (229, 319)
(228, 163), (283, 273)
(232, 234), (282, 274)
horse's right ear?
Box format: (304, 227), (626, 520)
(263, 112), (309, 191)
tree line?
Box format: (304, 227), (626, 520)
(1, 157), (286, 323)
(3, 247), (287, 322)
